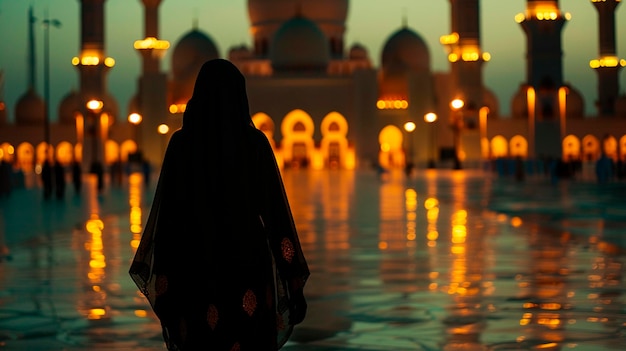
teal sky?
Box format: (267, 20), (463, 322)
(0, 0), (625, 121)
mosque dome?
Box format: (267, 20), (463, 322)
(247, 0), (347, 57)
(15, 89), (45, 125)
(269, 16), (330, 72)
(171, 29), (220, 79)
(381, 26), (430, 75)
(170, 29), (220, 105)
(58, 90), (81, 125)
(248, 0), (348, 25)
(349, 43), (368, 60)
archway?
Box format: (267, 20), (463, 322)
(55, 141), (74, 165)
(16, 142), (35, 173)
(281, 109), (315, 169)
(509, 135), (528, 158)
(378, 125), (404, 169)
(490, 135), (508, 159)
(602, 135), (618, 161)
(581, 135), (600, 161)
(562, 134), (580, 161)
(320, 112), (352, 169)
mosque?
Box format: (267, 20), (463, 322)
(1, 0), (626, 181)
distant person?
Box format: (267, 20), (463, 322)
(90, 161), (104, 192)
(0, 160), (11, 197)
(110, 159), (123, 187)
(129, 59), (309, 351)
(71, 159), (82, 195)
(41, 160), (53, 200)
(595, 152), (614, 184)
(53, 159), (66, 199)
(141, 159), (151, 187)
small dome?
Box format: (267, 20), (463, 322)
(381, 27), (430, 75)
(269, 16), (330, 72)
(15, 89), (45, 125)
(349, 43), (368, 60)
(228, 44), (252, 61)
(102, 93), (119, 124)
(0, 101), (7, 125)
(58, 90), (81, 125)
(564, 84), (584, 119)
(170, 29), (220, 104)
(511, 85), (528, 119)
(511, 84), (585, 119)
(483, 88), (500, 118)
(615, 94), (626, 117)
(127, 94), (140, 115)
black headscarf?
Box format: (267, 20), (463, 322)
(181, 59), (256, 227)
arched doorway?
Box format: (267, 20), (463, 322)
(281, 109), (315, 169)
(320, 112), (351, 169)
(378, 125), (404, 169)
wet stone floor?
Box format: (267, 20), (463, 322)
(0, 169), (624, 350)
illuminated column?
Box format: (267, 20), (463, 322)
(516, 0), (570, 159)
(73, 0), (115, 172)
(590, 0), (625, 117)
(135, 0), (169, 166)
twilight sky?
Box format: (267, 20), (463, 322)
(0, 0), (625, 122)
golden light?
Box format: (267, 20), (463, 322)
(104, 57), (115, 67)
(424, 112), (438, 123)
(450, 99), (464, 110)
(128, 113), (142, 125)
(169, 103), (187, 114)
(86, 99), (104, 112)
(377, 99), (409, 110)
(157, 124), (170, 135)
(404, 121), (416, 133)
(439, 32), (459, 45)
(134, 37), (171, 50)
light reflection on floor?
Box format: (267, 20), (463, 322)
(0, 169), (624, 350)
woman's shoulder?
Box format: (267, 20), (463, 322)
(247, 126), (270, 144)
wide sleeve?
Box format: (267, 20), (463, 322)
(128, 130), (185, 309)
(257, 132), (310, 292)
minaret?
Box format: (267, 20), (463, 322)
(590, 0), (625, 117)
(440, 0), (490, 166)
(28, 6), (37, 93)
(134, 0), (169, 166)
(516, 0), (570, 159)
(72, 0), (115, 183)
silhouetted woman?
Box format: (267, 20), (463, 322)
(130, 59), (309, 350)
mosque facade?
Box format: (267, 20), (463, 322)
(1, 0), (626, 180)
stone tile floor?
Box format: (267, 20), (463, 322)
(0, 169), (624, 350)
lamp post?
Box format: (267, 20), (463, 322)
(128, 112), (143, 160)
(450, 98), (464, 170)
(42, 10), (61, 158)
(86, 99), (104, 191)
(403, 121), (416, 175)
(424, 112), (438, 169)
